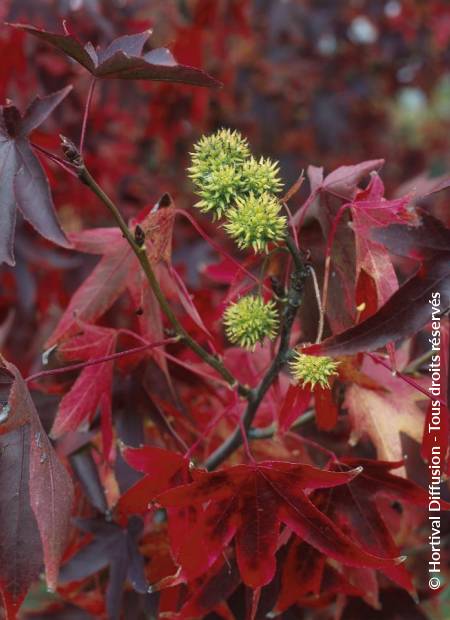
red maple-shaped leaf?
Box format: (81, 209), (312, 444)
(157, 461), (401, 589)
(45, 203), (174, 364)
(0, 86), (72, 265)
(117, 445), (212, 583)
(344, 355), (426, 467)
(275, 458), (434, 612)
(0, 357), (73, 617)
(10, 24), (220, 87)
(51, 323), (118, 440)
(310, 458), (433, 596)
(117, 445), (189, 517)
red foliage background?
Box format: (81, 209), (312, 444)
(0, 1), (449, 619)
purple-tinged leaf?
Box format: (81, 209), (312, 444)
(397, 171), (450, 200)
(20, 86), (73, 135)
(98, 31), (151, 62)
(0, 87), (72, 265)
(0, 426), (43, 618)
(371, 211), (450, 260)
(60, 517), (148, 620)
(174, 560), (241, 619)
(29, 417), (74, 590)
(323, 159), (385, 200)
(0, 357), (74, 594)
(6, 23), (97, 71)
(307, 165), (324, 194)
(144, 48), (176, 66)
(69, 447), (108, 514)
(304, 252), (450, 357)
(10, 23), (220, 88)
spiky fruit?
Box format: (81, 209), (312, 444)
(194, 164), (244, 219)
(289, 352), (340, 390)
(241, 156), (283, 196)
(224, 192), (287, 252)
(188, 128), (250, 186)
(223, 295), (279, 350)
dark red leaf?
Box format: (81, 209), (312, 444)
(0, 426), (43, 619)
(172, 560), (240, 619)
(305, 251), (450, 357)
(0, 357), (73, 609)
(277, 383), (311, 433)
(10, 24), (220, 88)
(310, 457), (432, 594)
(371, 211), (450, 260)
(51, 324), (118, 437)
(0, 87), (72, 265)
(158, 461), (401, 589)
(275, 540), (325, 612)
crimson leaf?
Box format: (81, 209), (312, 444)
(158, 461), (402, 589)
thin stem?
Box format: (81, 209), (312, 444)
(281, 201), (299, 250)
(205, 236), (309, 470)
(69, 154), (249, 397)
(239, 414), (255, 463)
(160, 351), (231, 388)
(174, 208), (266, 290)
(26, 338), (177, 384)
(367, 353), (447, 406)
(32, 143), (79, 178)
(403, 349), (434, 374)
(308, 265), (324, 343)
(184, 400), (238, 460)
(79, 78), (96, 154)
(248, 408), (315, 439)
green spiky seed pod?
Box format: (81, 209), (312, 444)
(194, 164), (244, 219)
(241, 156), (283, 196)
(289, 351), (340, 390)
(223, 295), (279, 350)
(188, 128), (250, 186)
(224, 192), (287, 253)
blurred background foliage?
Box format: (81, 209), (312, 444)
(2, 0), (449, 207)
